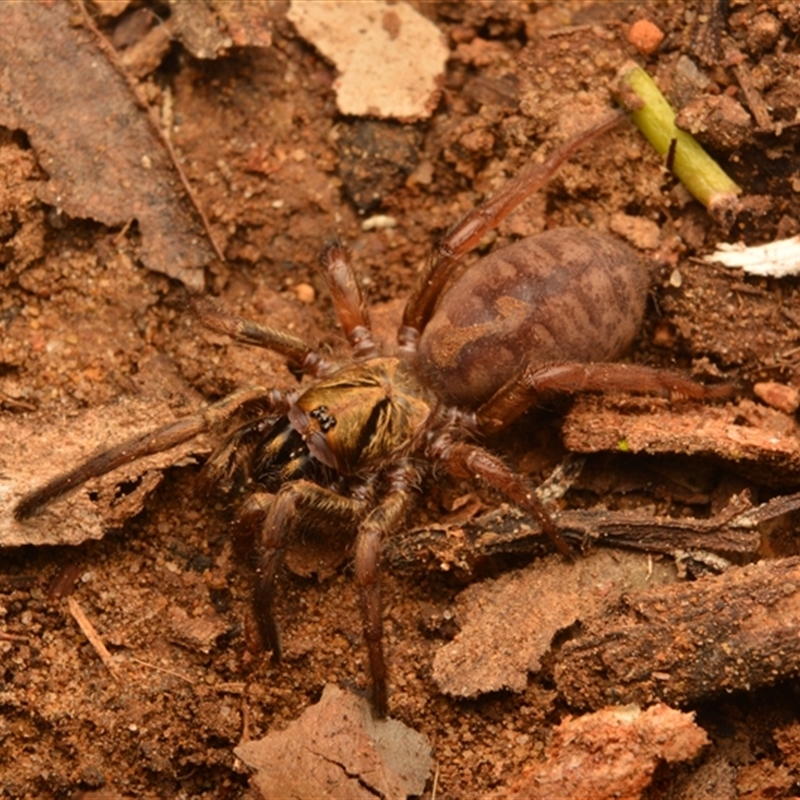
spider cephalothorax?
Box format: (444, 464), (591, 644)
(14, 113), (723, 716)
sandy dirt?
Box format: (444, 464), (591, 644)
(3, 1), (800, 798)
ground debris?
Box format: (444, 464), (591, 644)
(170, 1), (273, 60)
(235, 684), (432, 800)
(433, 550), (677, 699)
(0, 2), (213, 290)
(493, 704), (708, 800)
(563, 397), (800, 487)
(287, 1), (448, 119)
(555, 556), (800, 709)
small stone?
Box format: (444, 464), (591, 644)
(753, 381), (800, 415)
(628, 19), (665, 56)
(293, 283), (316, 305)
(747, 12), (781, 55)
(610, 212), (660, 250)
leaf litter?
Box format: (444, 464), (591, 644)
(3, 2), (800, 798)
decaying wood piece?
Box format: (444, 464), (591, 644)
(493, 703), (709, 800)
(562, 396), (800, 487)
(384, 488), (800, 577)
(554, 556), (800, 710)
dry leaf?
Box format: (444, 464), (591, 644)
(235, 684), (432, 800)
(0, 2), (213, 290)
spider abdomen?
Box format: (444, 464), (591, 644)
(415, 227), (649, 406)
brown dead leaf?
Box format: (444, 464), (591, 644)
(0, 2), (213, 291)
(234, 683), (432, 800)
(495, 704), (708, 800)
(433, 550), (677, 699)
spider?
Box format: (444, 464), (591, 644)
(14, 112), (722, 717)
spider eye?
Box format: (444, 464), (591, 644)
(309, 405), (337, 432)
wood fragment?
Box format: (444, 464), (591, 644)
(68, 596), (120, 680)
(728, 49), (773, 131)
(494, 704), (708, 799)
(554, 557), (800, 710)
(385, 487), (794, 577)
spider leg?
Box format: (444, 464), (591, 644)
(319, 243), (380, 360)
(429, 433), (572, 559)
(477, 361), (733, 435)
(399, 112), (624, 350)
(14, 386), (289, 520)
(353, 461), (419, 718)
(193, 299), (338, 378)
(249, 480), (370, 659)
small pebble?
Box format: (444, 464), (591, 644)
(293, 282), (316, 304)
(362, 214), (398, 232)
(628, 19), (665, 56)
(753, 381), (800, 415)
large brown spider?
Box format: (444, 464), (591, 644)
(14, 113), (722, 717)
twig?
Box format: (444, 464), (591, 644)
(68, 596), (120, 680)
(614, 61), (741, 228)
(75, 0), (226, 263)
(386, 489), (795, 576)
(129, 656), (195, 685)
(0, 631), (31, 644)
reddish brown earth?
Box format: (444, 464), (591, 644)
(3, 2), (800, 798)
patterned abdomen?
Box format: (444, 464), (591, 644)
(415, 228), (650, 406)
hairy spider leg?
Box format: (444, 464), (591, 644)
(319, 243), (381, 360)
(429, 432), (573, 560)
(353, 460), (419, 717)
(478, 362), (734, 435)
(247, 458), (419, 718)
(193, 299), (339, 378)
(14, 386), (289, 519)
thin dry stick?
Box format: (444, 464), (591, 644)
(129, 656), (195, 685)
(68, 596), (120, 680)
(75, 0), (226, 263)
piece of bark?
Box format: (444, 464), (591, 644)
(562, 397), (800, 487)
(235, 684), (432, 800)
(555, 556), (800, 710)
(494, 704), (709, 800)
(433, 550), (678, 699)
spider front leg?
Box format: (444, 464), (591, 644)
(14, 386), (289, 519)
(477, 361), (733, 435)
(246, 481), (370, 660)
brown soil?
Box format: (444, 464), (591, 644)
(3, 2), (800, 798)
